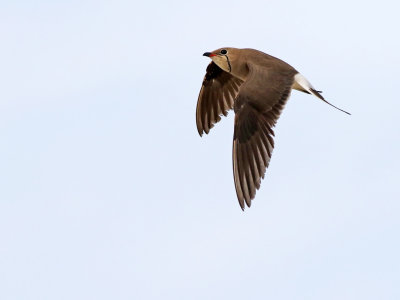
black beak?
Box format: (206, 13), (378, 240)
(203, 52), (212, 57)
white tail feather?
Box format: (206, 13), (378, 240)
(293, 73), (315, 94)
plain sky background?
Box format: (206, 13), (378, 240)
(1, 1), (399, 299)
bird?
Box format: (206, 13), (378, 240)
(196, 47), (350, 210)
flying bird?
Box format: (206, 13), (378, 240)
(196, 47), (350, 210)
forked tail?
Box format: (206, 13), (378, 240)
(293, 73), (351, 115)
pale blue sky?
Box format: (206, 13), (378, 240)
(1, 1), (399, 299)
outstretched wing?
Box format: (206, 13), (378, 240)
(196, 62), (243, 136)
(233, 63), (296, 209)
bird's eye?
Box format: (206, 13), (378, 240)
(220, 49), (227, 55)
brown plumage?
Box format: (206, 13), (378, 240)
(196, 47), (350, 210)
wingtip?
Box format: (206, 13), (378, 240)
(245, 199), (252, 209)
(237, 195), (246, 211)
(197, 126), (205, 136)
(237, 197), (252, 211)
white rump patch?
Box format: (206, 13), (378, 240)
(293, 73), (315, 93)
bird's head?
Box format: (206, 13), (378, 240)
(203, 47), (239, 74)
